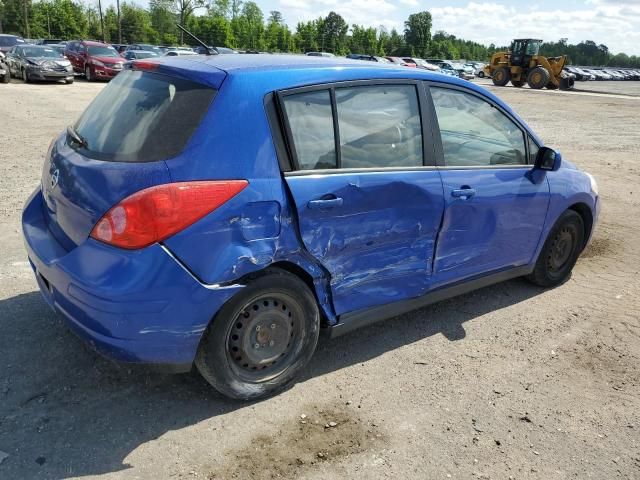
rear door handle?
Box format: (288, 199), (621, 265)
(451, 188), (476, 198)
(307, 197), (344, 209)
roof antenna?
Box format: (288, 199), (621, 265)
(176, 24), (217, 55)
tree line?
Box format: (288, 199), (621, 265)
(1, 0), (639, 67)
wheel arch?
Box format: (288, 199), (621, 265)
(568, 202), (594, 249)
(232, 259), (336, 327)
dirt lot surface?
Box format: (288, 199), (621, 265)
(0, 77), (639, 480)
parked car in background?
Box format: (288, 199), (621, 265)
(48, 44), (66, 56)
(386, 56), (416, 67)
(125, 44), (162, 55)
(215, 46), (238, 54)
(111, 44), (128, 54)
(436, 65), (460, 77)
(403, 57), (440, 71)
(65, 40), (125, 81)
(164, 50), (197, 56)
(37, 39), (64, 45)
(347, 54), (390, 63)
(193, 45), (215, 54)
(306, 51), (335, 57)
(122, 50), (160, 60)
(0, 51), (10, 83)
(5, 44), (73, 83)
(0, 34), (25, 53)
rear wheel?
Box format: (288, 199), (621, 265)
(492, 67), (510, 86)
(527, 210), (584, 287)
(527, 67), (550, 89)
(511, 78), (525, 87)
(196, 269), (320, 400)
(477, 71), (485, 78)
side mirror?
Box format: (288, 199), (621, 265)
(534, 146), (562, 171)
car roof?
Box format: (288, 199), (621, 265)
(80, 40), (109, 46)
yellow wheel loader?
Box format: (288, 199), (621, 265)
(483, 39), (575, 90)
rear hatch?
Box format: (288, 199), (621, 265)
(41, 62), (224, 250)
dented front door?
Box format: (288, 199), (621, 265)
(284, 171), (444, 316)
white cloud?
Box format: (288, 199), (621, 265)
(277, 0), (640, 55)
(430, 2), (640, 55)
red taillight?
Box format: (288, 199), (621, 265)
(90, 180), (248, 249)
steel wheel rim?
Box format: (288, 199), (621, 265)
(547, 226), (575, 272)
(226, 292), (304, 383)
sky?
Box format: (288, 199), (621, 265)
(100, 0), (640, 55)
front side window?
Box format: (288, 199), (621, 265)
(431, 87), (526, 167)
(335, 85), (422, 169)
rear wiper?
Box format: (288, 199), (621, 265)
(67, 125), (88, 148)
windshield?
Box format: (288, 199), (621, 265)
(88, 46), (119, 57)
(23, 47), (63, 58)
(73, 70), (216, 162)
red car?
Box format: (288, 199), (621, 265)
(64, 40), (125, 81)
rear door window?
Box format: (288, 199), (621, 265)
(282, 90), (337, 170)
(72, 69), (216, 162)
(335, 85), (422, 168)
(282, 83), (423, 170)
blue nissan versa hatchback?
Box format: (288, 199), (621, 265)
(22, 55), (599, 399)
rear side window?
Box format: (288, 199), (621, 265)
(282, 84), (423, 170)
(282, 90), (337, 170)
(336, 85), (422, 169)
(431, 87), (526, 167)
(73, 70), (215, 162)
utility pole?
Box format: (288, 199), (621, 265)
(117, 0), (122, 43)
(23, 0), (30, 38)
(98, 0), (105, 42)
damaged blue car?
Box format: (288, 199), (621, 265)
(22, 54), (599, 399)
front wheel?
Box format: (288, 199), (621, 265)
(196, 269), (320, 400)
(1, 69), (9, 83)
(527, 210), (584, 287)
(492, 67), (510, 86)
(85, 65), (93, 82)
(477, 71), (485, 78)
(22, 68), (29, 83)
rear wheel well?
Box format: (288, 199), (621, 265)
(568, 203), (593, 249)
(236, 261), (328, 324)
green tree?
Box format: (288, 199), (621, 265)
(150, 0), (177, 44)
(319, 11), (347, 54)
(404, 10), (431, 57)
(175, 0), (204, 43)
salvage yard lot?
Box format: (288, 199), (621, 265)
(0, 78), (638, 480)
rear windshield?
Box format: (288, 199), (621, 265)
(73, 70), (216, 162)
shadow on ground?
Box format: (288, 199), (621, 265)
(0, 278), (544, 479)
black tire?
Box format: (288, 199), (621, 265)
(477, 71), (485, 78)
(546, 82), (558, 90)
(527, 210), (584, 288)
(1, 70), (9, 83)
(22, 68), (29, 83)
(492, 67), (510, 86)
(65, 78), (74, 84)
(527, 67), (550, 89)
(85, 65), (93, 82)
(511, 79), (525, 87)
(195, 268), (320, 400)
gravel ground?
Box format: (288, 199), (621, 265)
(0, 77), (639, 480)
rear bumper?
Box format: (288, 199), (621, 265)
(22, 188), (242, 368)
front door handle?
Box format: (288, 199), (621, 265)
(308, 197), (344, 209)
(451, 188), (476, 199)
